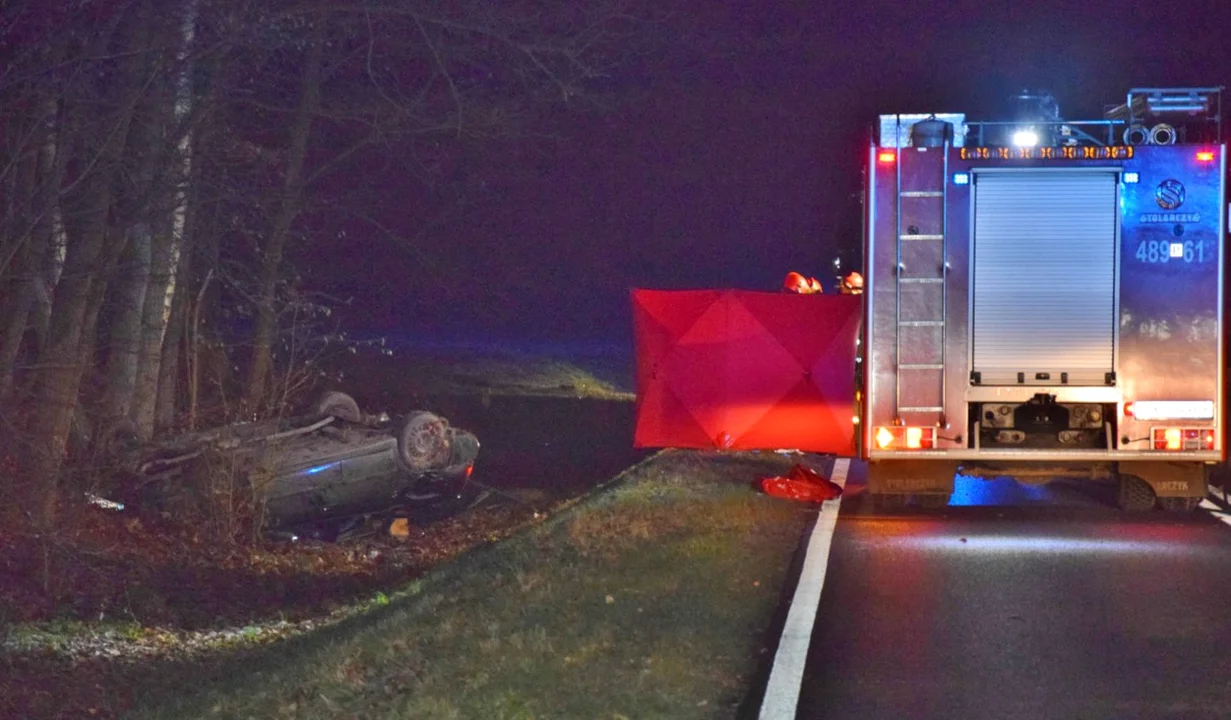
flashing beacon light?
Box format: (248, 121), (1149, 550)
(1196, 150), (1216, 162)
(878, 151), (896, 164)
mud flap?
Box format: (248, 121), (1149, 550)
(1120, 461), (1209, 498)
(867, 459), (959, 497)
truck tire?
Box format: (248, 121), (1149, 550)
(913, 493), (951, 509)
(397, 411), (452, 471)
(871, 493), (907, 512)
(1117, 474), (1156, 512)
(1158, 496), (1201, 512)
(314, 391), (362, 423)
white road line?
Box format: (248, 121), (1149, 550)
(759, 457), (849, 720)
(1200, 498), (1231, 528)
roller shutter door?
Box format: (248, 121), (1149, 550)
(972, 171), (1118, 386)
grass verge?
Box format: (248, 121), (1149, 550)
(129, 449), (818, 719)
(334, 345), (635, 401)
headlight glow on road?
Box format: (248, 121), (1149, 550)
(870, 534), (1190, 556)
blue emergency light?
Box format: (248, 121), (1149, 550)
(952, 172), (970, 185)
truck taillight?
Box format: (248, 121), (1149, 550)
(1151, 427), (1215, 451)
(877, 151), (896, 164)
(1196, 150), (1216, 162)
(1125, 400), (1215, 420)
(874, 426), (936, 450)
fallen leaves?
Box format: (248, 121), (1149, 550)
(0, 497), (556, 720)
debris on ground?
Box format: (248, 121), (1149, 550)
(759, 463), (843, 503)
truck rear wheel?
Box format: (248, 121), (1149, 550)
(1117, 474), (1156, 512)
(912, 493), (951, 509)
(870, 493), (907, 512)
(1158, 496), (1201, 512)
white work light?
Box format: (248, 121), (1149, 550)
(1012, 128), (1040, 148)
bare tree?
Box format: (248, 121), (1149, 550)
(19, 2), (158, 526)
(0, 0), (669, 532)
(130, 0), (200, 440)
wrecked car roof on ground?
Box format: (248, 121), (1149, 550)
(111, 392), (480, 535)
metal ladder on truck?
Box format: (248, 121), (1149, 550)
(893, 132), (950, 427)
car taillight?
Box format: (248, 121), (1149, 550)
(874, 426), (936, 450)
(1151, 427), (1216, 451)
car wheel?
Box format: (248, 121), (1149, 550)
(315, 391), (362, 423)
(397, 411), (452, 471)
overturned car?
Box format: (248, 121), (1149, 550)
(112, 392), (480, 537)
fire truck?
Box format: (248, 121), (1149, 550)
(861, 87), (1226, 510)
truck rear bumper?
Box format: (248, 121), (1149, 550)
(868, 449), (1221, 462)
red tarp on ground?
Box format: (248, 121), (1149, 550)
(631, 289), (862, 454)
(760, 463), (844, 503)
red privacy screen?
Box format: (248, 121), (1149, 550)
(631, 289), (862, 455)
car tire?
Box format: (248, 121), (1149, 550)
(315, 391), (362, 423)
(397, 411), (452, 471)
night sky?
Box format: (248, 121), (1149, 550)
(315, 0), (1231, 350)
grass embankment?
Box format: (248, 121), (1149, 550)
(340, 345), (635, 401)
(131, 450), (817, 719)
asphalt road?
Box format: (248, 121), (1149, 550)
(786, 463), (1231, 720)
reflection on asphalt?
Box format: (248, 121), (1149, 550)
(786, 461), (1231, 720)
(948, 474), (1085, 507)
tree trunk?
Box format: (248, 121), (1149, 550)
(99, 222), (150, 421)
(243, 20), (326, 413)
(19, 5), (151, 528)
(0, 239), (35, 405)
(132, 0), (198, 439)
(0, 92), (58, 401)
(0, 279), (34, 402)
(78, 225), (132, 428)
(22, 180), (114, 523)
(155, 248), (190, 434)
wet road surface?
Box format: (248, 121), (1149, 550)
(785, 463), (1231, 719)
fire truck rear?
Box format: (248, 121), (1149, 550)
(862, 87), (1226, 510)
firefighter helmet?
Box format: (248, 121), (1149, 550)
(783, 271), (810, 293)
(842, 272), (864, 292)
